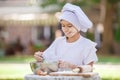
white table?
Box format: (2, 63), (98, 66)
(24, 74), (101, 80)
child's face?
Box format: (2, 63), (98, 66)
(60, 20), (78, 38)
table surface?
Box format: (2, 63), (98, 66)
(24, 74), (101, 80)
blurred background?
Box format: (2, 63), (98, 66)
(0, 0), (120, 80)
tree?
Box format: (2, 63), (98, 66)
(99, 0), (119, 54)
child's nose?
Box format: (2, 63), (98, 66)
(63, 27), (69, 32)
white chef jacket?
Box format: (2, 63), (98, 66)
(42, 35), (98, 66)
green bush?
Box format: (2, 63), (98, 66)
(114, 23), (120, 43)
(33, 44), (46, 51)
(86, 32), (94, 41)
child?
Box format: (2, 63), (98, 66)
(34, 3), (98, 73)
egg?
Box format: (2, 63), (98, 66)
(72, 68), (80, 73)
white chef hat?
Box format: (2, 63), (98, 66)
(59, 3), (93, 32)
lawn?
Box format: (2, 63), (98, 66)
(98, 54), (120, 64)
(0, 55), (35, 63)
(0, 63), (32, 80)
(0, 55), (35, 80)
(0, 55), (120, 80)
(94, 64), (120, 80)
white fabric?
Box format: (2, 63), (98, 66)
(42, 36), (98, 66)
(24, 74), (101, 80)
(59, 3), (93, 32)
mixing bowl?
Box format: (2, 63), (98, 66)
(30, 61), (58, 74)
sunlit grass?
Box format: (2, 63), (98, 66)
(0, 63), (120, 80)
(94, 64), (120, 80)
(0, 63), (32, 80)
(0, 55), (120, 80)
(0, 55), (34, 80)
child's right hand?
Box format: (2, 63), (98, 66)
(34, 51), (44, 62)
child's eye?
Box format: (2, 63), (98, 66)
(62, 25), (65, 27)
(68, 25), (72, 28)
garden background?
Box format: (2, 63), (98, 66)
(0, 0), (120, 80)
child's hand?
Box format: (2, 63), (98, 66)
(58, 60), (77, 69)
(34, 51), (44, 62)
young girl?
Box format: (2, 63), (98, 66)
(34, 3), (98, 73)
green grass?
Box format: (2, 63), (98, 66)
(94, 64), (120, 80)
(0, 55), (35, 80)
(0, 55), (120, 64)
(0, 55), (35, 63)
(0, 63), (32, 80)
(95, 54), (120, 80)
(98, 54), (120, 64)
(0, 55), (120, 80)
(0, 56), (34, 80)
